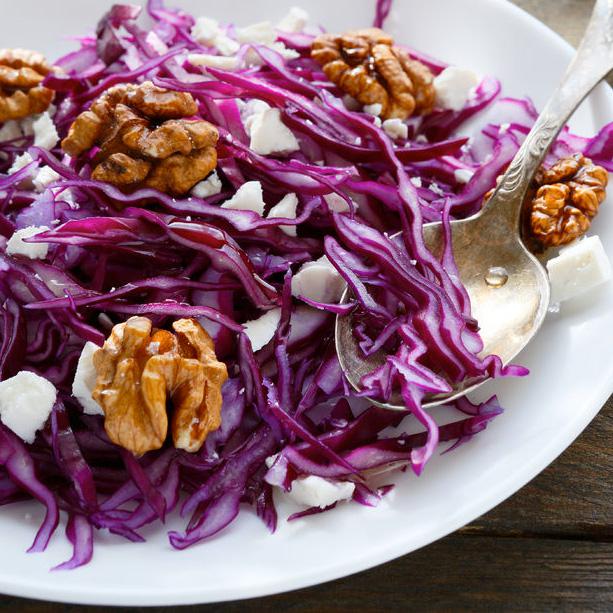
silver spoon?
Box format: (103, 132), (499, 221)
(336, 0), (613, 410)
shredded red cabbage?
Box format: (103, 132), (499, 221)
(0, 0), (610, 569)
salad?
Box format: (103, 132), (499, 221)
(0, 0), (611, 570)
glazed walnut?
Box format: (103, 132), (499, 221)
(0, 49), (54, 122)
(92, 316), (228, 456)
(529, 154), (608, 247)
(311, 28), (435, 120)
(61, 81), (218, 196)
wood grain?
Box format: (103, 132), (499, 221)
(2, 536), (612, 612)
(1, 0), (611, 611)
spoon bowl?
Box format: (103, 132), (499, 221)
(335, 208), (551, 410)
(335, 0), (613, 410)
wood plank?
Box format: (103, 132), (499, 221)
(513, 0), (592, 47)
(3, 536), (612, 612)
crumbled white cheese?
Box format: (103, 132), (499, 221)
(323, 192), (353, 213)
(363, 103), (382, 117)
(56, 187), (77, 208)
(265, 453), (279, 468)
(244, 42), (300, 66)
(547, 236), (611, 303)
(454, 168), (474, 184)
(243, 307), (281, 351)
(191, 170), (223, 198)
(33, 166), (60, 192)
(249, 107), (300, 155)
(242, 99), (271, 123)
(287, 475), (355, 508)
(410, 176), (422, 188)
(214, 34), (241, 56)
(9, 152), (34, 175)
(382, 118), (408, 140)
(72, 342), (104, 416)
(0, 371), (57, 443)
(291, 255), (345, 303)
(267, 192), (298, 236)
(277, 7), (309, 33)
(236, 21), (276, 45)
(6, 225), (50, 259)
(429, 182), (445, 197)
(221, 180), (265, 215)
(187, 53), (240, 71)
(0, 120), (22, 142)
(191, 16), (221, 44)
(271, 41), (300, 60)
(33, 112), (59, 150)
(434, 66), (480, 111)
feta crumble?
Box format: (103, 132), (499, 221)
(214, 34), (240, 56)
(6, 225), (50, 260)
(547, 236), (612, 303)
(243, 307), (282, 351)
(191, 16), (220, 44)
(454, 168), (474, 184)
(72, 342), (104, 416)
(363, 103), (382, 117)
(323, 192), (353, 213)
(434, 66), (480, 111)
(33, 112), (59, 150)
(9, 152), (34, 175)
(267, 192), (298, 236)
(277, 7), (309, 33)
(287, 475), (355, 508)
(382, 118), (408, 140)
(410, 176), (422, 188)
(248, 107), (300, 155)
(191, 171), (223, 198)
(187, 53), (240, 71)
(291, 255), (345, 303)
(236, 21), (276, 45)
(33, 166), (60, 192)
(0, 371), (57, 443)
(221, 180), (265, 215)
(244, 42), (300, 66)
(241, 99), (271, 127)
(429, 182), (446, 197)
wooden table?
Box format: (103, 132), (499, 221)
(2, 1), (611, 610)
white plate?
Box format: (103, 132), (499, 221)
(1, 0), (612, 606)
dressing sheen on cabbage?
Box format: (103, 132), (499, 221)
(0, 0), (611, 569)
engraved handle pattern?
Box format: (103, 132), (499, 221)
(485, 0), (613, 227)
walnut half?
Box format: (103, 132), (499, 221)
(529, 154), (608, 247)
(311, 28), (435, 120)
(92, 316), (228, 456)
(61, 81), (219, 196)
(0, 48), (54, 122)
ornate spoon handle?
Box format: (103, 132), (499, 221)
(485, 0), (613, 227)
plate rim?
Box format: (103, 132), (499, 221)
(1, 0), (612, 605)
